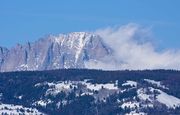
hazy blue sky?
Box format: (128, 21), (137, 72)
(0, 0), (180, 49)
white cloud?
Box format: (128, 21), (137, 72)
(85, 23), (180, 70)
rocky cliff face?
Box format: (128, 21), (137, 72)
(0, 47), (8, 70)
(0, 32), (111, 72)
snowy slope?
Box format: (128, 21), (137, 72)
(0, 103), (44, 115)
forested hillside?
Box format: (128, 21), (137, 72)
(0, 69), (180, 115)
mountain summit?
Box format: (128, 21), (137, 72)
(0, 32), (111, 72)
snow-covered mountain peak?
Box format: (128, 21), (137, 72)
(0, 32), (111, 72)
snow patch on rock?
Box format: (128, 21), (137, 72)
(122, 81), (137, 87)
(121, 101), (139, 109)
